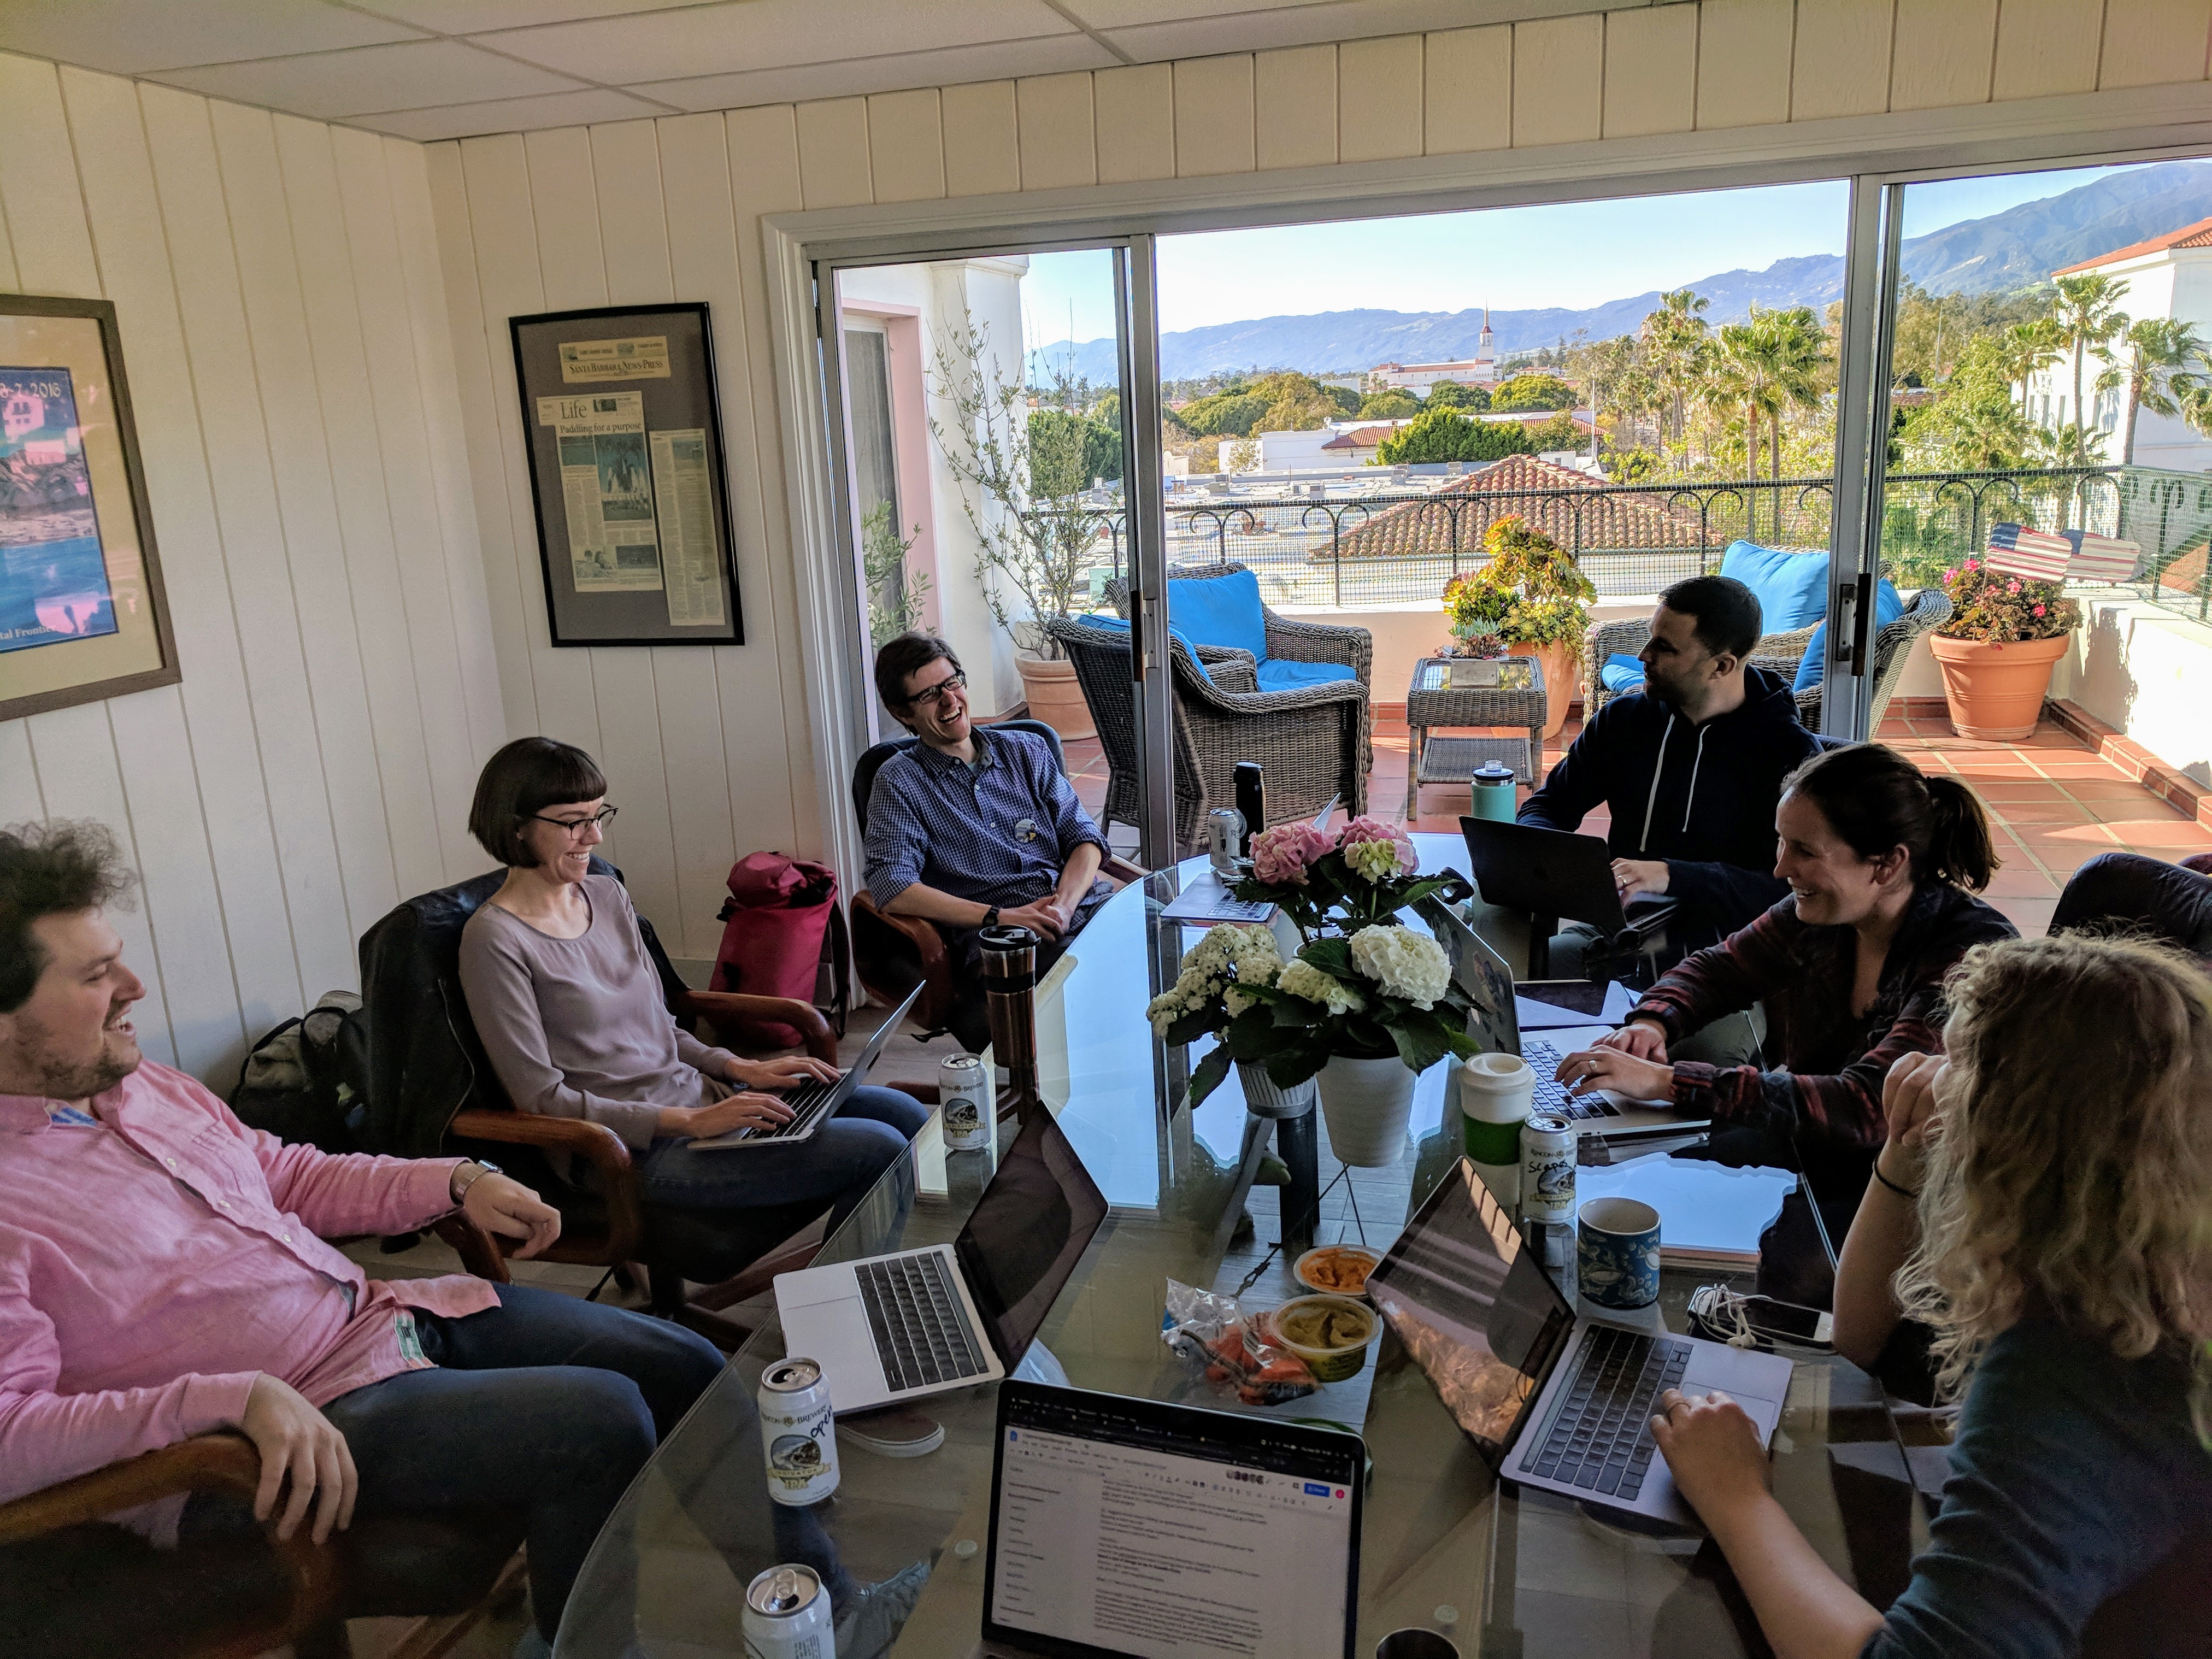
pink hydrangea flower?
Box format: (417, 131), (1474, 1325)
(1250, 821), (1337, 886)
(1336, 815), (1417, 883)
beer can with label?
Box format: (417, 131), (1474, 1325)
(758, 1359), (839, 1506)
(1520, 1113), (1576, 1226)
(939, 1052), (991, 1151)
(743, 1564), (832, 1659)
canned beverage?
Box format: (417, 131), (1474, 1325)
(939, 1052), (991, 1151)
(758, 1359), (839, 1506)
(743, 1564), (832, 1659)
(1520, 1114), (1576, 1226)
(1204, 807), (1246, 874)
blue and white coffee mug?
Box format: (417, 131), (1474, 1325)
(1576, 1196), (1661, 1310)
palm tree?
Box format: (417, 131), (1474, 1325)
(2098, 316), (2207, 466)
(1712, 310), (1794, 536)
(2050, 272), (2128, 462)
(1997, 318), (2064, 418)
(1640, 288), (1709, 464)
(1757, 307), (1829, 486)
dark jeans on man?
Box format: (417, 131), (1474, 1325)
(943, 901), (1101, 1056)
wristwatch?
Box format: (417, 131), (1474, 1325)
(983, 905), (1001, 927)
(451, 1158), (501, 1204)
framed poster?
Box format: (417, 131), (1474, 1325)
(0, 295), (178, 722)
(509, 302), (744, 646)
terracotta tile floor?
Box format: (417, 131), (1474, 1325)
(1060, 709), (2212, 938)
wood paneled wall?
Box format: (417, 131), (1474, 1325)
(0, 54), (504, 1081)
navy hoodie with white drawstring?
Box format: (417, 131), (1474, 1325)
(1519, 665), (1820, 950)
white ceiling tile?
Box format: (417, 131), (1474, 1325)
(0, 0), (427, 73)
(640, 33), (1117, 113)
(484, 0), (1076, 84)
(1056, 0), (1345, 26)
(1099, 0), (1581, 60)
(361, 0), (702, 30)
(347, 86), (670, 140)
(148, 38), (586, 117)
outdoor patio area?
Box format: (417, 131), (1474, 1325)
(1061, 704), (2212, 938)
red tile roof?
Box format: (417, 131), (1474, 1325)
(1326, 454), (1704, 562)
(1321, 425), (1399, 449)
(2055, 215), (2212, 274)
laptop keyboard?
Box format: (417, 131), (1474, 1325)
(1523, 1039), (1622, 1120)
(855, 1251), (991, 1394)
(1517, 1325), (1691, 1501)
(742, 1072), (843, 1140)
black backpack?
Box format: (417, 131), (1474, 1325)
(231, 991), (372, 1153)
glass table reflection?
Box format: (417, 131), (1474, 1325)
(555, 835), (1909, 1659)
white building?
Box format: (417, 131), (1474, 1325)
(2023, 216), (2212, 472)
(1371, 311), (1499, 390)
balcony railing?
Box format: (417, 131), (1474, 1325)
(1026, 465), (2212, 616)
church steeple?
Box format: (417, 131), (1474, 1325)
(1476, 307), (1495, 378)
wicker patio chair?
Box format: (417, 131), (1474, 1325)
(1105, 562), (1374, 693)
(1798, 588), (1951, 733)
(1583, 615), (1818, 717)
(1043, 616), (1368, 851)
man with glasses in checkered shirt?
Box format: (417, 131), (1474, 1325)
(864, 633), (1111, 1055)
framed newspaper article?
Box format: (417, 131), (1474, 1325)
(0, 295), (179, 722)
(510, 302), (744, 646)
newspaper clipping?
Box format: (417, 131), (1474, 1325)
(558, 336), (671, 384)
(537, 392), (663, 592)
(649, 429), (725, 627)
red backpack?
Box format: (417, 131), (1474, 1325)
(710, 852), (851, 1049)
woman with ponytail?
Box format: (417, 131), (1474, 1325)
(1557, 743), (2016, 1200)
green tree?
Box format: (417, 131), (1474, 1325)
(1178, 391), (1270, 437)
(2098, 316), (2207, 465)
(1424, 379), (1490, 412)
(1027, 409), (1121, 487)
(1900, 337), (2036, 470)
(1489, 373), (1577, 411)
(1244, 369), (1344, 431)
(1996, 319), (2064, 417)
(1640, 288), (1710, 464)
(1525, 410), (1585, 450)
(1357, 389), (1422, 419)
(2051, 271), (2128, 461)
(1375, 409), (1537, 465)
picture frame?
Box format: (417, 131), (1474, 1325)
(0, 294), (180, 722)
(509, 302), (744, 647)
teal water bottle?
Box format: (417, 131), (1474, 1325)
(1469, 763), (1516, 822)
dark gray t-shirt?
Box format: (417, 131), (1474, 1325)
(458, 874), (735, 1150)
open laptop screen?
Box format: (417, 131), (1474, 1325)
(953, 1110), (1109, 1368)
(1364, 1162), (1578, 1460)
(985, 1383), (1362, 1659)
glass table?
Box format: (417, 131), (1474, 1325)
(557, 836), (1912, 1659)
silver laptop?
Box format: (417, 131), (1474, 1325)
(1367, 1160), (1793, 1528)
(1422, 890), (1707, 1137)
(689, 983), (925, 1151)
(774, 1109), (1107, 1413)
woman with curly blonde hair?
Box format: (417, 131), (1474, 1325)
(1653, 933), (2212, 1658)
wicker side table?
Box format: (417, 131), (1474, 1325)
(1404, 655), (1547, 820)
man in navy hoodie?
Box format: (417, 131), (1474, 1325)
(1521, 574), (1820, 973)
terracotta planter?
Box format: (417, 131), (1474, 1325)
(1519, 640), (1579, 739)
(1013, 653), (1095, 742)
(1928, 633), (2070, 741)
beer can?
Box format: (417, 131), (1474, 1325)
(1520, 1114), (1576, 1226)
(742, 1564), (832, 1659)
(939, 1052), (991, 1151)
(758, 1359), (839, 1506)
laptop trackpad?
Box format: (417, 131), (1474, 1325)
(1679, 1352), (1786, 1439)
(781, 1273), (860, 1310)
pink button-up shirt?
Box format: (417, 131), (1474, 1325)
(0, 1061), (501, 1507)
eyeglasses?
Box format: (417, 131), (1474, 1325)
(904, 671), (967, 710)
(528, 805), (619, 838)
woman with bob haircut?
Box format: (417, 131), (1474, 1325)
(1557, 743), (2016, 1198)
(458, 737), (926, 1232)
(1654, 932), (2212, 1657)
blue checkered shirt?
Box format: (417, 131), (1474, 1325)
(863, 728), (1111, 916)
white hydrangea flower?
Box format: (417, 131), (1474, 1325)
(1278, 958), (1366, 1015)
(1150, 925), (1285, 1036)
(1348, 925), (1452, 1008)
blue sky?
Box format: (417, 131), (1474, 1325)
(1017, 162), (2143, 349)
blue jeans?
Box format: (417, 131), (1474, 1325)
(637, 1085), (928, 1233)
(319, 1283), (725, 1643)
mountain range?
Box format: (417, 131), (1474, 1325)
(1031, 160), (2212, 385)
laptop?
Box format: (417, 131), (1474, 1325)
(774, 1109), (1108, 1413)
(1458, 816), (1679, 941)
(1422, 893), (1707, 1137)
(1366, 1160), (1793, 1528)
(982, 1381), (1363, 1659)
(690, 982), (925, 1150)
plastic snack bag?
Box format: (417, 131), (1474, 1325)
(1161, 1278), (1317, 1407)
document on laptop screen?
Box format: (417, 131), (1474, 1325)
(989, 1405), (1354, 1659)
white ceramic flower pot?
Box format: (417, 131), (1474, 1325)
(1236, 1060), (1316, 1120)
(1316, 1054), (1417, 1168)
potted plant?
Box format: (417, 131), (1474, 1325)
(1446, 517), (1595, 737)
(929, 319), (1103, 740)
(1146, 817), (1479, 1166)
(1441, 572), (1508, 658)
(1927, 557), (2082, 740)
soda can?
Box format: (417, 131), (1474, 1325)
(939, 1052), (991, 1151)
(742, 1564), (833, 1659)
(758, 1359), (839, 1506)
(1520, 1114), (1576, 1226)
(1204, 807), (1246, 874)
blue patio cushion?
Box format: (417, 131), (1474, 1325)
(1600, 653), (1647, 695)
(1074, 613), (1213, 684)
(1167, 568), (1270, 664)
(1793, 579), (1905, 693)
(1256, 658), (1357, 693)
(1717, 540), (1831, 633)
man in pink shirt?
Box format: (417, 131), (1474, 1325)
(0, 821), (727, 1655)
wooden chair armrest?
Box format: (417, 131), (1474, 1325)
(1102, 855), (1147, 887)
(0, 1434), (264, 1544)
(446, 1108), (644, 1263)
(432, 1214), (513, 1284)
(677, 989), (837, 1062)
